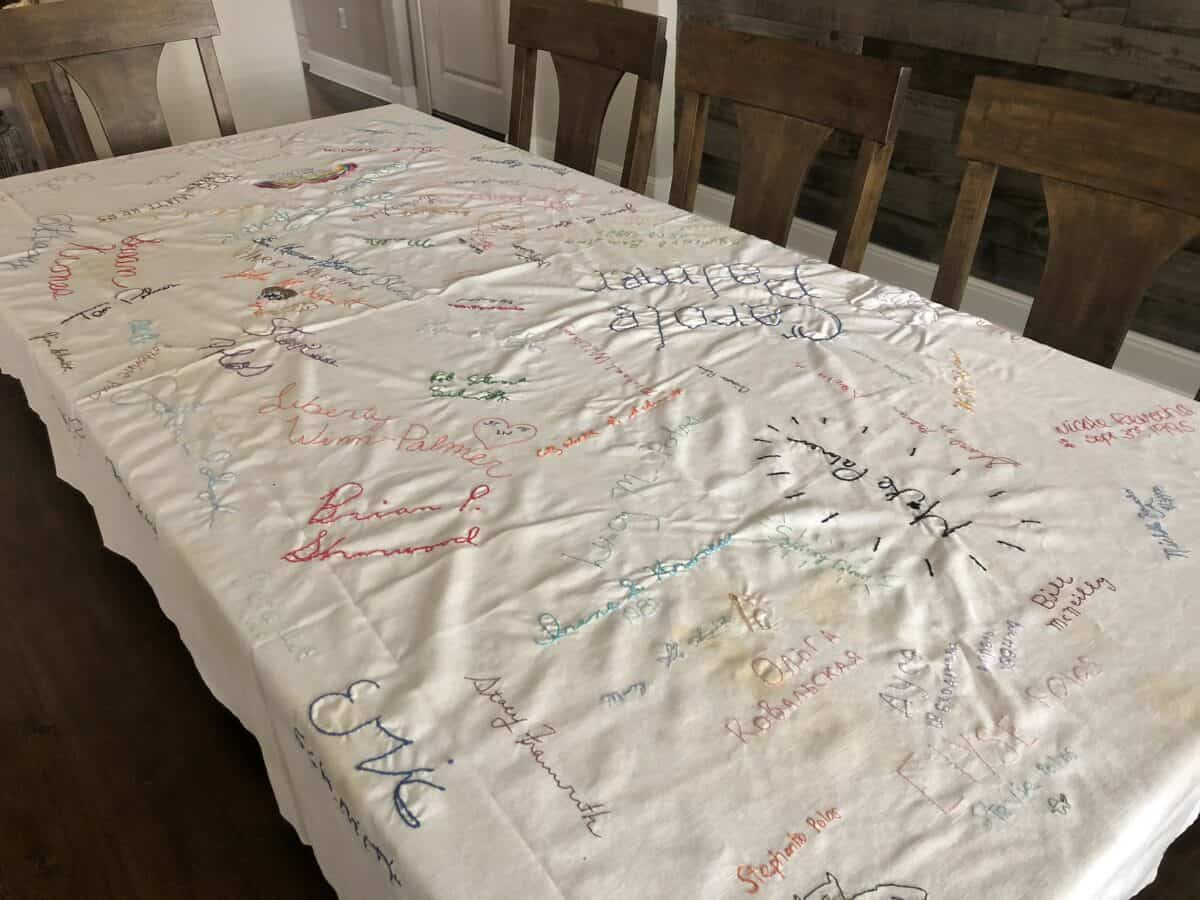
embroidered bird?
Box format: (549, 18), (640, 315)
(255, 162), (358, 189)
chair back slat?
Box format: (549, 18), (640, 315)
(507, 0), (666, 195)
(670, 21), (909, 268)
(0, 0), (218, 66)
(1029, 178), (1199, 367)
(933, 76), (1200, 369)
(60, 45), (171, 156)
(729, 105), (832, 247)
(43, 61), (97, 163)
(196, 36), (235, 138)
(549, 54), (625, 178)
(959, 76), (1200, 219)
(0, 0), (234, 164)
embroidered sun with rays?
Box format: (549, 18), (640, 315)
(753, 412), (1043, 578)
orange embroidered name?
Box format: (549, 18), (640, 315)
(536, 389), (683, 458)
(536, 429), (599, 457)
(734, 809), (841, 894)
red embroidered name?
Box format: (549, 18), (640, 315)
(48, 242), (115, 300)
(112, 233), (161, 289)
(307, 481), (443, 526)
(281, 526), (481, 563)
(281, 481), (491, 563)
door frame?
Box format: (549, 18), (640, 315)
(407, 0), (512, 130)
(401, 0), (433, 114)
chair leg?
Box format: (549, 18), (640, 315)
(932, 160), (998, 310)
(831, 138), (894, 273)
(669, 91), (709, 212)
(47, 63), (97, 163)
(620, 75), (660, 195)
(508, 46), (537, 151)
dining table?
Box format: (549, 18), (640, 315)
(0, 102), (1197, 900)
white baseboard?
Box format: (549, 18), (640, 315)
(593, 157), (673, 202)
(532, 137), (554, 164)
(303, 46), (418, 108)
(531, 138), (673, 201)
(691, 183), (1200, 398)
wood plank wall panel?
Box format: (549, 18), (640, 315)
(682, 0), (1200, 352)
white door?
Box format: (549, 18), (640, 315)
(418, 0), (511, 136)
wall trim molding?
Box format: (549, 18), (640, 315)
(302, 44), (418, 108)
(531, 139), (673, 201)
(591, 154), (672, 201)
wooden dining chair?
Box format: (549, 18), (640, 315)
(507, 0), (667, 195)
(932, 76), (1200, 369)
(670, 21), (910, 271)
(0, 0), (236, 168)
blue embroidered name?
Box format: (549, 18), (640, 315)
(307, 679), (446, 830)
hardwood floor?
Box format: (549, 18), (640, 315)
(302, 67), (506, 141)
(1143, 831), (1200, 900)
(303, 67), (388, 120)
(1, 353), (1198, 900)
(0, 373), (334, 900)
(429, 109), (505, 142)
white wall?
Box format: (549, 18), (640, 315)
(302, 0), (391, 76)
(290, 0), (309, 37)
(78, 0), (311, 157)
(296, 0), (418, 106)
(532, 0), (677, 199)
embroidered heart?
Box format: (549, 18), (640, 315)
(473, 417), (537, 449)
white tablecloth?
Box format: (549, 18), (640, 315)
(1, 105), (1198, 900)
